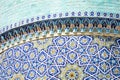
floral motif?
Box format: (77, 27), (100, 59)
(26, 69), (36, 79)
(53, 36), (66, 47)
(99, 47), (110, 60)
(0, 36), (120, 79)
(58, 64), (86, 80)
(112, 67), (120, 77)
(85, 65), (98, 75)
(79, 55), (90, 66)
(87, 44), (98, 55)
(79, 36), (92, 46)
(67, 51), (78, 64)
(99, 61), (110, 74)
(37, 64), (47, 76)
(33, 38), (52, 51)
(47, 46), (59, 57)
(36, 75), (48, 80)
(10, 73), (24, 80)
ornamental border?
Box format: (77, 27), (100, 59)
(0, 11), (120, 34)
(0, 32), (120, 54)
(0, 17), (120, 54)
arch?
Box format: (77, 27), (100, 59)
(110, 20), (118, 29)
(82, 18), (90, 27)
(91, 18), (99, 27)
(100, 19), (108, 28)
(55, 19), (63, 29)
(47, 20), (54, 30)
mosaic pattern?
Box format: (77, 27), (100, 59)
(0, 35), (120, 80)
(1, 17), (120, 49)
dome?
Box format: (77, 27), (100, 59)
(0, 0), (120, 33)
(0, 0), (120, 80)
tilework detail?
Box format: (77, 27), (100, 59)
(0, 13), (120, 34)
(0, 36), (120, 80)
(0, 17), (120, 46)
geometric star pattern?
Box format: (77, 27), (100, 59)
(0, 36), (120, 80)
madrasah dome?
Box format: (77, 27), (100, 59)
(0, 0), (120, 80)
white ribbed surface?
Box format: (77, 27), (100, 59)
(0, 0), (120, 30)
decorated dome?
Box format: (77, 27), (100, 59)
(0, 0), (120, 80)
(0, 0), (120, 33)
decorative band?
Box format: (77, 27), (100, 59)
(0, 11), (120, 34)
(0, 17), (120, 53)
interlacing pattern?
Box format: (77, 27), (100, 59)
(0, 35), (120, 80)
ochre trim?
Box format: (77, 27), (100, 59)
(0, 31), (119, 54)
